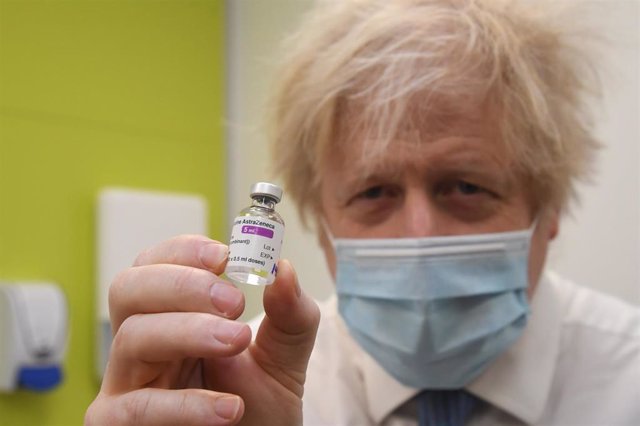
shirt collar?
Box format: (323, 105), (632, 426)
(360, 345), (419, 422)
(333, 271), (563, 424)
(467, 271), (562, 423)
(330, 296), (420, 422)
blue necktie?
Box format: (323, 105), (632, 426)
(417, 390), (479, 426)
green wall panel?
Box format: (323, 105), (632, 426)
(0, 1), (226, 424)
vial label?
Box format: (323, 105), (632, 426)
(227, 215), (284, 283)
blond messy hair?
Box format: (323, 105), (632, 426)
(268, 0), (600, 226)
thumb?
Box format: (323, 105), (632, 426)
(252, 259), (320, 397)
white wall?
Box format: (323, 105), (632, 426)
(547, 0), (640, 304)
(225, 0), (640, 319)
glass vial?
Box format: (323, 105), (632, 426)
(224, 182), (285, 286)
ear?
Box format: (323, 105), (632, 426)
(546, 208), (560, 240)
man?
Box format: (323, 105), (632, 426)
(86, 1), (640, 425)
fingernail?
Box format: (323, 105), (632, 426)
(294, 273), (301, 298)
(199, 243), (228, 269)
(281, 260), (301, 298)
(214, 320), (246, 345)
(214, 396), (241, 420)
(210, 282), (243, 315)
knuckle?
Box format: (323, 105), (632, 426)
(177, 392), (191, 422)
(84, 400), (98, 426)
(190, 312), (217, 336)
(175, 267), (216, 301)
(108, 269), (131, 310)
(173, 266), (199, 296)
(165, 248), (181, 265)
(85, 397), (120, 426)
(124, 391), (152, 426)
(168, 235), (201, 264)
(175, 233), (199, 243)
(132, 248), (151, 267)
(177, 234), (217, 244)
(111, 314), (140, 357)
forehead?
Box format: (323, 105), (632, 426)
(324, 97), (511, 182)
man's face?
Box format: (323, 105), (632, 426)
(318, 105), (558, 296)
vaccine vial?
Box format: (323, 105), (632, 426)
(224, 182), (285, 285)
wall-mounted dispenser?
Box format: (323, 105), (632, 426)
(0, 282), (68, 392)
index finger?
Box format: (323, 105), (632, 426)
(133, 234), (229, 274)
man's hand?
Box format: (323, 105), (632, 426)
(85, 235), (320, 426)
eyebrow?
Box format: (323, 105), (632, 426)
(335, 144), (514, 200)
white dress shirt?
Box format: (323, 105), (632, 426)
(301, 271), (640, 425)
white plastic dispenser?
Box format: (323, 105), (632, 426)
(0, 282), (68, 392)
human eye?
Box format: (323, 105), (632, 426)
(345, 184), (401, 223)
(435, 179), (498, 220)
(358, 185), (385, 199)
(352, 184), (400, 202)
(452, 181), (484, 196)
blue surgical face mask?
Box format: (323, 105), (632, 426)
(329, 222), (535, 389)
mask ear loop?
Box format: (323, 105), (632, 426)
(529, 214), (541, 236)
(321, 218), (337, 249)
